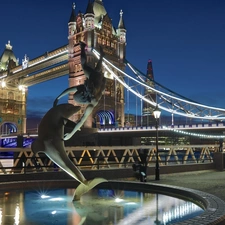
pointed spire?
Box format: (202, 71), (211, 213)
(69, 2), (76, 23)
(85, 0), (94, 14)
(5, 40), (12, 50)
(146, 59), (154, 80)
(84, 0), (95, 30)
(142, 59), (156, 117)
(118, 9), (126, 29)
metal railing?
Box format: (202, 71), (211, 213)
(0, 145), (218, 174)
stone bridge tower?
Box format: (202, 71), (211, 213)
(68, 1), (126, 128)
(0, 41), (27, 134)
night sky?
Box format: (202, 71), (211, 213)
(1, 0), (225, 127)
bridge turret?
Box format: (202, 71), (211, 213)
(116, 10), (126, 61)
(67, 1), (126, 129)
(68, 3), (77, 37)
(84, 0), (95, 31)
(0, 41), (27, 135)
(84, 0), (95, 51)
(0, 41), (18, 72)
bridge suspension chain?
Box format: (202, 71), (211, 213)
(93, 49), (225, 121)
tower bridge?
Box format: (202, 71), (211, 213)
(0, 1), (126, 134)
(0, 42), (70, 135)
(0, 5), (225, 224)
(0, 0), (225, 142)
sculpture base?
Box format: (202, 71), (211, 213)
(73, 177), (108, 201)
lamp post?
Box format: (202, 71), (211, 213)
(153, 105), (161, 181)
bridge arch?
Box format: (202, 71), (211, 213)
(0, 122), (17, 135)
(96, 110), (115, 126)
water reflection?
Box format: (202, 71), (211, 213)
(0, 188), (203, 225)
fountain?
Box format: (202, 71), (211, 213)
(21, 42), (225, 224)
(0, 180), (224, 224)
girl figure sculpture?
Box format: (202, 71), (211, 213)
(53, 42), (106, 140)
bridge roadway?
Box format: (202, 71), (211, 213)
(98, 122), (225, 133)
(96, 122), (225, 143)
(22, 121), (225, 135)
(1, 122), (225, 146)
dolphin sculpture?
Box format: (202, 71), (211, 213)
(31, 103), (86, 184)
(31, 103), (107, 200)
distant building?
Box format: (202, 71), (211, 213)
(142, 60), (156, 126)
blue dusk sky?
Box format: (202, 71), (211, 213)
(1, 0), (225, 123)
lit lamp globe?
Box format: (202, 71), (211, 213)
(153, 105), (161, 119)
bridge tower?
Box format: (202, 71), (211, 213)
(0, 41), (27, 135)
(142, 59), (156, 126)
(67, 1), (126, 128)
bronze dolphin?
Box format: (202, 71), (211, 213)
(31, 103), (86, 184)
(31, 103), (107, 200)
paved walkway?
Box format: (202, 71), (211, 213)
(148, 169), (225, 202)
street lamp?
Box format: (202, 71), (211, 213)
(153, 105), (161, 181)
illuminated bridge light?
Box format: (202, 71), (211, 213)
(97, 110), (115, 125)
(162, 125), (225, 139)
(1, 80), (6, 88)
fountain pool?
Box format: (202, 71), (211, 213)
(0, 182), (205, 225)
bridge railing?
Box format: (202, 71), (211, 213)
(0, 145), (218, 174)
(98, 122), (225, 132)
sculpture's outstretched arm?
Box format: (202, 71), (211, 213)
(95, 46), (104, 72)
(53, 87), (78, 107)
(64, 103), (95, 140)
